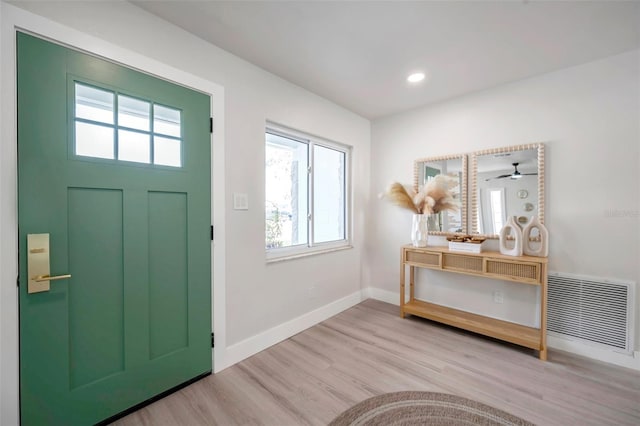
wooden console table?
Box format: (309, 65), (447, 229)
(400, 245), (548, 360)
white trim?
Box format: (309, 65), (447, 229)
(266, 245), (353, 264)
(217, 289), (367, 371)
(0, 4), (226, 424)
(547, 335), (640, 371)
(368, 287), (401, 306)
(265, 121), (352, 261)
(266, 239), (352, 261)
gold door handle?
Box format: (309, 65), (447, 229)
(33, 274), (71, 282)
(27, 233), (72, 293)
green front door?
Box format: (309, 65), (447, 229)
(18, 33), (212, 425)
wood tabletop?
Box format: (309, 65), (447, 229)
(402, 244), (548, 263)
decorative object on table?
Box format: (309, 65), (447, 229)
(411, 213), (429, 247)
(329, 391), (534, 426)
(522, 215), (549, 257)
(499, 216), (523, 256)
(381, 175), (459, 247)
(446, 235), (486, 253)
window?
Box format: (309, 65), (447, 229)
(488, 188), (506, 234)
(74, 82), (182, 167)
(265, 124), (349, 258)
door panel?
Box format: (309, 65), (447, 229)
(148, 191), (189, 359)
(18, 32), (212, 425)
(68, 187), (125, 388)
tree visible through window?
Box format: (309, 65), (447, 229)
(265, 125), (349, 257)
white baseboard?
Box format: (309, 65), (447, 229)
(547, 335), (640, 371)
(216, 289), (367, 371)
(368, 287), (400, 305)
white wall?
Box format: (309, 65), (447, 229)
(369, 50), (640, 351)
(0, 2), (370, 424)
(0, 2), (7, 422)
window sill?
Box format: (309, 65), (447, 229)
(266, 244), (353, 264)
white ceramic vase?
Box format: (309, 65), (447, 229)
(522, 215), (549, 257)
(411, 214), (429, 247)
(499, 216), (523, 256)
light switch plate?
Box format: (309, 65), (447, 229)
(233, 193), (249, 210)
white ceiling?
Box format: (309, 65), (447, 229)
(133, 1), (640, 120)
(477, 148), (538, 173)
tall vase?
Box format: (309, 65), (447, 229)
(499, 216), (523, 256)
(411, 214), (429, 247)
(522, 216), (549, 257)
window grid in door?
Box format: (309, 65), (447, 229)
(73, 82), (183, 167)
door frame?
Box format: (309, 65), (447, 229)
(1, 4), (227, 424)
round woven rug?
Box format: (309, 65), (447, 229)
(329, 391), (534, 426)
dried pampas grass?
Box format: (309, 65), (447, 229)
(382, 174), (459, 215)
(422, 175), (459, 214)
(381, 183), (419, 213)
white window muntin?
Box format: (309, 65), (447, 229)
(266, 123), (351, 260)
(73, 82), (183, 167)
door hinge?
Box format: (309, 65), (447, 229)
(210, 225), (214, 241)
(209, 117), (213, 134)
(211, 332), (215, 348)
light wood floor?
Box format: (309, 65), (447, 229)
(112, 299), (640, 426)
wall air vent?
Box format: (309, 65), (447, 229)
(548, 271), (634, 354)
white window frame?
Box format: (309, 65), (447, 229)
(73, 81), (184, 168)
(484, 187), (507, 235)
(265, 122), (352, 261)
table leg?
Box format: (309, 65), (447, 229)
(409, 265), (415, 303)
(539, 263), (548, 361)
(400, 249), (405, 318)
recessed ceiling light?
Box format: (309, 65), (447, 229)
(407, 72), (425, 83)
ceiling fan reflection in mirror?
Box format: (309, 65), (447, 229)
(485, 163), (537, 181)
